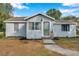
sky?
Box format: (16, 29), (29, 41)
(10, 3), (79, 17)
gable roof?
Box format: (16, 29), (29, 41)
(4, 13), (76, 25)
(4, 13), (55, 22)
(24, 13), (55, 21)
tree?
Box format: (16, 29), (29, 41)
(0, 3), (13, 20)
(0, 3), (13, 32)
(46, 9), (62, 20)
(61, 16), (77, 21)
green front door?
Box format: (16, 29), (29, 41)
(43, 22), (50, 37)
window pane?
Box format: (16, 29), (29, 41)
(14, 23), (19, 31)
(67, 24), (70, 31)
(44, 22), (49, 30)
(29, 22), (34, 30)
(61, 24), (70, 31)
(35, 22), (41, 30)
(61, 24), (65, 31)
(43, 22), (50, 35)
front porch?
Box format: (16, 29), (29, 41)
(26, 21), (53, 39)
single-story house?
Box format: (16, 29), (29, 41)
(4, 13), (77, 39)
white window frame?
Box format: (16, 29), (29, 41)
(29, 22), (41, 30)
(29, 22), (34, 30)
(61, 24), (70, 31)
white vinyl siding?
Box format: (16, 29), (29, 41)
(14, 23), (19, 32)
(26, 14), (54, 39)
(5, 14), (76, 38)
(53, 24), (76, 37)
(6, 23), (26, 37)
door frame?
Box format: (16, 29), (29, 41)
(42, 21), (51, 37)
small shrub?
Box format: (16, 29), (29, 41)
(66, 36), (69, 38)
(0, 32), (4, 39)
(53, 37), (59, 40)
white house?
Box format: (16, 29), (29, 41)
(4, 13), (77, 39)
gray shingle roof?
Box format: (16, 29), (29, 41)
(4, 13), (76, 25)
(4, 13), (55, 22)
(24, 13), (55, 21)
(6, 17), (26, 21)
(54, 20), (76, 25)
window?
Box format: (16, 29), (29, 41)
(14, 23), (19, 31)
(61, 24), (70, 31)
(29, 22), (41, 30)
(35, 22), (41, 30)
(29, 22), (34, 30)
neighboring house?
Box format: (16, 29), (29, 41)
(76, 18), (79, 31)
(4, 13), (77, 39)
(76, 18), (79, 35)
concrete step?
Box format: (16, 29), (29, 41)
(43, 39), (55, 44)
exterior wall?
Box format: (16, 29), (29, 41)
(53, 24), (76, 37)
(26, 15), (55, 39)
(5, 14), (76, 38)
(6, 23), (26, 37)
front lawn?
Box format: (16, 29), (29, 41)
(0, 38), (62, 56)
(54, 37), (79, 51)
(0, 32), (4, 39)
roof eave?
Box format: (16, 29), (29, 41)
(24, 13), (55, 21)
(4, 21), (26, 23)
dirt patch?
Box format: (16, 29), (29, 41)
(0, 38), (62, 56)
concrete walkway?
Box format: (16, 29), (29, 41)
(43, 39), (55, 44)
(44, 44), (79, 56)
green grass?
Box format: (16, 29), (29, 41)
(54, 37), (79, 51)
(0, 32), (4, 39)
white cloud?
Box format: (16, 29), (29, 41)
(61, 3), (79, 17)
(62, 3), (76, 6)
(43, 10), (47, 13)
(60, 3), (79, 13)
(62, 3), (79, 8)
(60, 8), (79, 13)
(11, 3), (29, 9)
(59, 8), (79, 17)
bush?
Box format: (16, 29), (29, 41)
(0, 32), (4, 38)
(53, 37), (59, 40)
